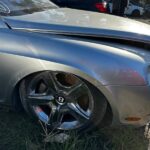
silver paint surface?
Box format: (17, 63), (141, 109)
(0, 8), (150, 126)
(0, 17), (7, 28)
(4, 8), (150, 44)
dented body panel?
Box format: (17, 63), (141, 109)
(0, 7), (150, 126)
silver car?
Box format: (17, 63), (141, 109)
(0, 0), (150, 132)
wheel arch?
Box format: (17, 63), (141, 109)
(10, 67), (115, 127)
(3, 50), (144, 126)
(132, 9), (141, 16)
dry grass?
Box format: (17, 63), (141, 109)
(0, 111), (148, 150)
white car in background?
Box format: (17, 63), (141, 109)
(109, 0), (144, 16)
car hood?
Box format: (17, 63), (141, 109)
(3, 8), (150, 44)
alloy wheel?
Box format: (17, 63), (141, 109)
(24, 72), (94, 130)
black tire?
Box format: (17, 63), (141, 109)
(132, 10), (140, 17)
(19, 71), (107, 133)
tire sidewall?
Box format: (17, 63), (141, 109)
(132, 10), (140, 17)
(19, 72), (107, 133)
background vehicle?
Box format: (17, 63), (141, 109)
(51, 0), (109, 13)
(109, 0), (145, 16)
(52, 0), (144, 16)
(125, 0), (144, 16)
(145, 4), (150, 17)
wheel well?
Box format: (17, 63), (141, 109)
(12, 80), (23, 112)
(132, 9), (140, 16)
(12, 71), (113, 126)
(133, 9), (140, 12)
(99, 102), (113, 127)
(11, 72), (41, 112)
(83, 78), (113, 127)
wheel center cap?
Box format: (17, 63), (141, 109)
(56, 96), (66, 105)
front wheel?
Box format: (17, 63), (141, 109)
(19, 71), (107, 132)
(132, 10), (140, 17)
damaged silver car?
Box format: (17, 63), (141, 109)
(0, 0), (150, 132)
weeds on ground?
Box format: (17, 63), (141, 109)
(0, 111), (148, 150)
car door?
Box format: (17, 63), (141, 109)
(125, 2), (133, 15)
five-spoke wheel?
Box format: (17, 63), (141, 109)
(19, 71), (107, 132)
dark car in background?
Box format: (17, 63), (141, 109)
(51, 0), (108, 13)
(51, 0), (145, 16)
(109, 0), (145, 16)
(145, 4), (150, 17)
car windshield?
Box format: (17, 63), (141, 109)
(0, 0), (58, 16)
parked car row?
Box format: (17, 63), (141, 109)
(51, 0), (145, 16)
(51, 0), (108, 13)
